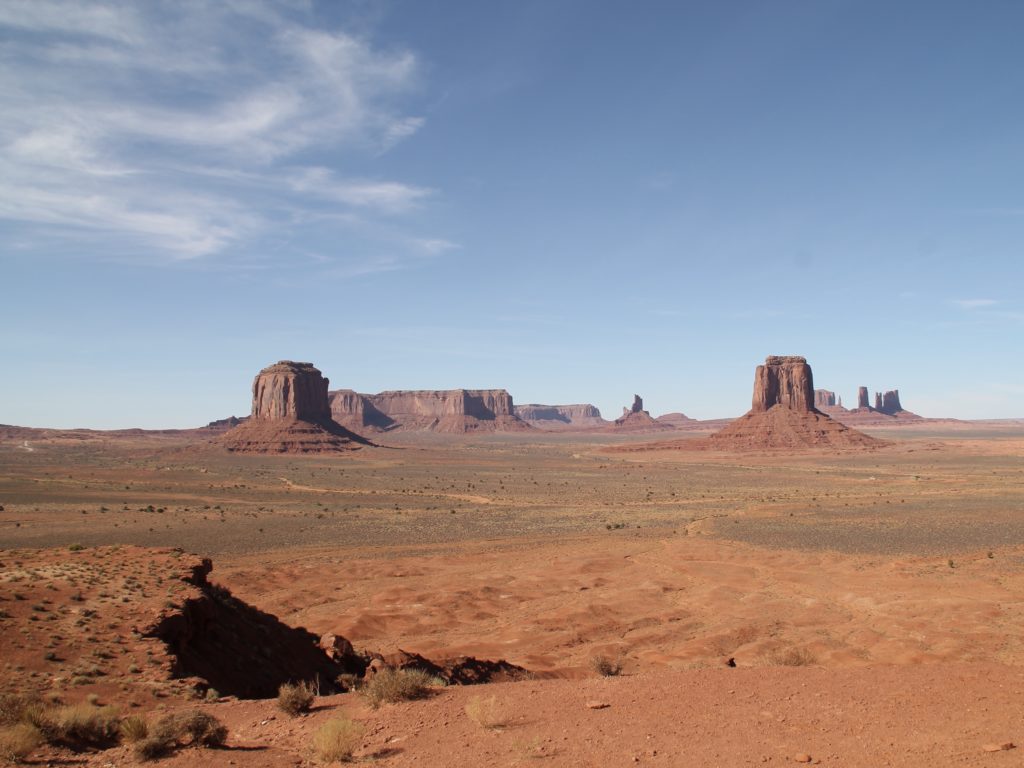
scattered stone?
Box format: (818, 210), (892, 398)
(586, 701), (610, 710)
(982, 742), (1015, 752)
(793, 753), (812, 763)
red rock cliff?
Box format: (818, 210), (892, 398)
(751, 356), (815, 413)
(252, 361), (331, 421)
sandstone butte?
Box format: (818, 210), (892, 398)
(218, 361), (372, 453)
(705, 355), (882, 450)
(611, 394), (672, 431)
(328, 388), (531, 433)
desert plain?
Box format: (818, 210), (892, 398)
(2, 420), (1024, 766)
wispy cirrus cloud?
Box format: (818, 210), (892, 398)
(0, 0), (449, 265)
(952, 298), (999, 310)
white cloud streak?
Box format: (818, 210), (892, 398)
(953, 298), (998, 310)
(0, 0), (444, 264)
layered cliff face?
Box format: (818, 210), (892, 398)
(329, 389), (530, 433)
(752, 356), (815, 412)
(709, 356), (881, 450)
(514, 403), (607, 430)
(220, 361), (372, 453)
(328, 389), (396, 431)
(251, 361), (331, 421)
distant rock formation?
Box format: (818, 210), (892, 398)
(878, 389), (903, 415)
(857, 387), (870, 409)
(708, 356), (882, 450)
(514, 404), (607, 430)
(205, 415), (247, 430)
(814, 389), (837, 408)
(613, 394), (671, 431)
(654, 412), (696, 427)
(329, 389), (530, 433)
(845, 385), (918, 420)
(220, 361), (372, 453)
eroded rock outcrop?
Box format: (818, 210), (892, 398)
(708, 356), (882, 450)
(330, 389), (530, 433)
(857, 387), (870, 409)
(879, 389), (903, 415)
(613, 394), (671, 431)
(219, 361), (372, 453)
(814, 389), (837, 408)
(514, 403), (607, 429)
(752, 356), (815, 412)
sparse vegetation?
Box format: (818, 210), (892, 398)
(120, 714), (149, 742)
(465, 694), (507, 729)
(360, 668), (440, 708)
(0, 722), (43, 763)
(277, 680), (316, 716)
(135, 709), (227, 760)
(765, 646), (816, 667)
(590, 654), (623, 677)
(312, 715), (364, 763)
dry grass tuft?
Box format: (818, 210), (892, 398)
(46, 703), (122, 747)
(361, 668), (440, 709)
(135, 709), (227, 760)
(0, 723), (44, 763)
(0, 695), (43, 727)
(120, 714), (149, 742)
(277, 681), (316, 716)
(312, 715), (364, 763)
(590, 655), (623, 677)
(765, 646), (817, 667)
(464, 694), (508, 729)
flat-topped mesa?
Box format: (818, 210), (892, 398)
(251, 361), (331, 421)
(514, 403), (607, 430)
(329, 388), (530, 433)
(814, 389), (837, 408)
(219, 361), (372, 453)
(751, 356), (815, 413)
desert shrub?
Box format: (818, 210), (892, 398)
(361, 668), (439, 709)
(0, 695), (44, 727)
(277, 680), (316, 716)
(312, 715), (363, 763)
(590, 655), (623, 677)
(44, 703), (122, 748)
(135, 709), (227, 760)
(765, 646), (816, 667)
(120, 714), (149, 742)
(464, 695), (506, 729)
(0, 723), (44, 763)
(335, 673), (363, 692)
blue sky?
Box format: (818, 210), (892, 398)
(1, 0), (1022, 428)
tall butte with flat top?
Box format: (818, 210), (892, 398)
(219, 361), (371, 453)
(709, 356), (881, 450)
